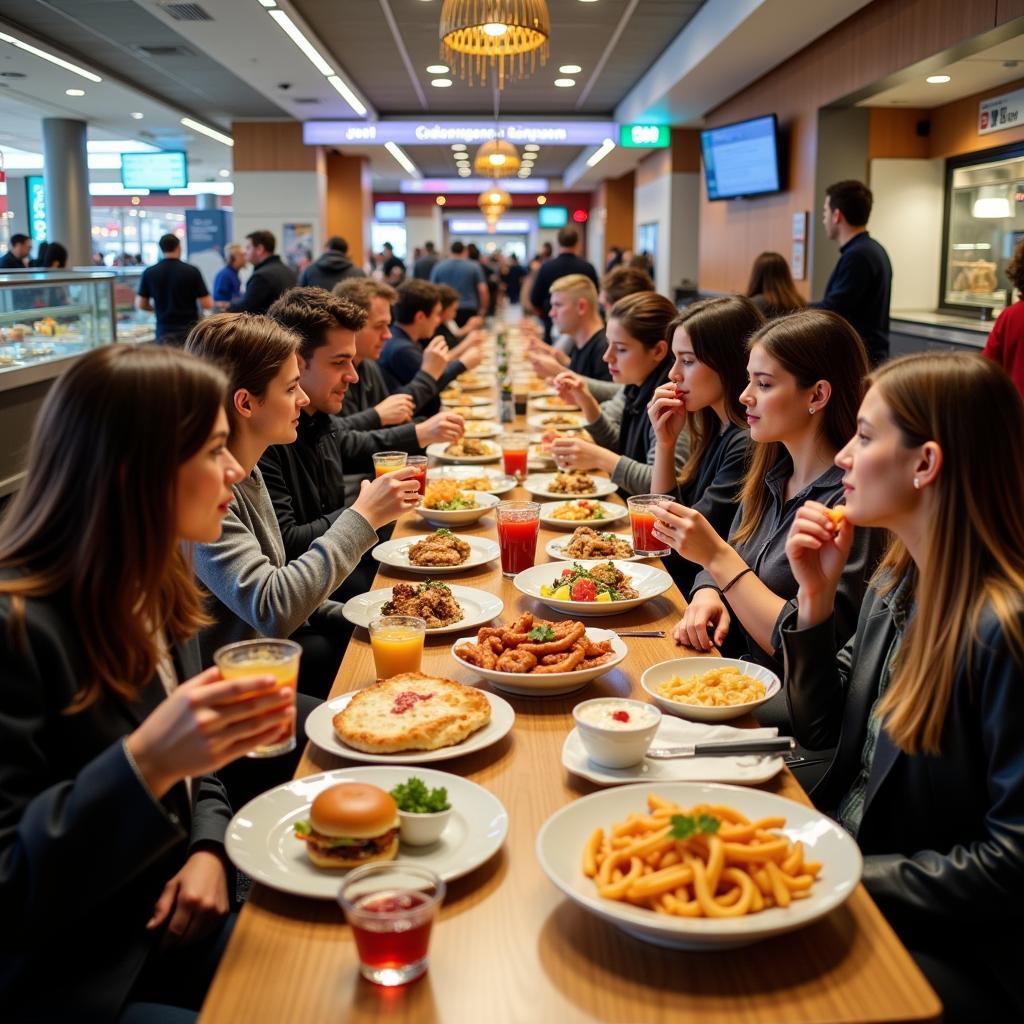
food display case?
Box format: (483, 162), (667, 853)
(941, 140), (1024, 318)
(107, 266), (156, 345)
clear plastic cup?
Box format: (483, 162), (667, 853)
(627, 494), (674, 557)
(369, 615), (426, 679)
(405, 455), (428, 495)
(496, 500), (541, 578)
(373, 451), (408, 477)
(499, 433), (531, 481)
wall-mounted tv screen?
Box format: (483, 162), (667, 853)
(375, 200), (406, 222)
(121, 151), (188, 191)
(700, 115), (781, 200)
(538, 205), (568, 228)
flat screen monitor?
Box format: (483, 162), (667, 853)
(700, 115), (781, 200)
(121, 151), (188, 191)
(538, 205), (568, 228)
(375, 200), (406, 222)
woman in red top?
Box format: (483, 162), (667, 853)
(982, 237), (1024, 395)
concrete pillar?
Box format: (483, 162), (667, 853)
(42, 118), (92, 267)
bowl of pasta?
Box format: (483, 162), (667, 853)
(640, 657), (781, 722)
(535, 782), (862, 950)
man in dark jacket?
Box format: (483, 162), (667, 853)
(529, 226), (599, 342)
(229, 229), (297, 315)
(299, 235), (365, 291)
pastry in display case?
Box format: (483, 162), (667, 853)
(0, 270), (117, 376)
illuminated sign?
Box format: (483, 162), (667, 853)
(26, 176), (46, 240)
(400, 178), (548, 194)
(449, 217), (532, 233)
(619, 124), (670, 148)
(374, 200), (406, 222)
(304, 121), (616, 147)
(538, 206), (568, 228)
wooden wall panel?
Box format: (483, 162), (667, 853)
(997, 0), (1024, 21)
(636, 149), (671, 188)
(868, 109), (931, 159)
(670, 130), (701, 173)
(232, 122), (317, 172)
(928, 75), (1024, 157)
(321, 152), (372, 261)
(603, 171), (635, 252)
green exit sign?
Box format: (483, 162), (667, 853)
(619, 124), (670, 148)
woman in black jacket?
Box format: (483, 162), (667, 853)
(0, 345), (295, 1022)
(782, 352), (1024, 1021)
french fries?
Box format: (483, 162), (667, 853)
(582, 794), (822, 918)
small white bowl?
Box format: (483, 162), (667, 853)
(413, 490), (500, 528)
(572, 698), (662, 768)
(398, 806), (453, 846)
(640, 657), (781, 723)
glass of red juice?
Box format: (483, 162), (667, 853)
(496, 500), (541, 578)
(627, 494), (673, 557)
(499, 433), (531, 481)
(338, 863), (445, 987)
(406, 455), (428, 496)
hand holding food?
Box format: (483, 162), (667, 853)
(551, 438), (615, 474)
(416, 411), (465, 447)
(421, 336), (451, 379)
(785, 500), (854, 616)
(457, 344), (484, 372)
(649, 501), (724, 567)
(353, 466), (423, 529)
(374, 393), (416, 426)
(528, 347), (569, 381)
(552, 371), (599, 421)
(673, 588), (731, 651)
(648, 382), (688, 446)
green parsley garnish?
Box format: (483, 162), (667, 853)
(390, 777), (451, 814)
(669, 813), (721, 840)
(435, 528), (453, 538)
(528, 625), (556, 642)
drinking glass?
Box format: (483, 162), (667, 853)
(405, 455), (428, 496)
(499, 433), (531, 482)
(373, 451), (408, 477)
(627, 494), (674, 557)
(496, 500), (540, 578)
(369, 615), (426, 679)
(213, 639), (301, 757)
(338, 863), (445, 987)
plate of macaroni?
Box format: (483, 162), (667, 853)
(535, 781), (862, 949)
(640, 657), (781, 722)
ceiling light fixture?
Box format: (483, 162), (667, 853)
(130, 112), (144, 120)
(268, 9), (333, 75)
(451, 143), (467, 150)
(180, 117), (234, 147)
(431, 78), (453, 87)
(554, 78), (575, 87)
(440, 0), (550, 89)
(926, 74), (951, 84)
(524, 144), (540, 152)
(586, 137), (615, 167)
(0, 30), (102, 82)
(219, 168), (231, 178)
(474, 138), (520, 177)
(65, 88), (85, 96)
(427, 64), (450, 74)
(537, 195), (547, 205)
(257, 0), (277, 7)
(385, 140), (421, 178)
(559, 64), (582, 74)
(327, 75), (367, 115)
(436, 195), (446, 205)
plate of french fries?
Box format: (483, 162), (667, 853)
(535, 782), (862, 949)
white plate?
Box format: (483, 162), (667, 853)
(523, 473), (619, 501)
(227, 766), (508, 898)
(372, 533), (501, 575)
(426, 441), (501, 464)
(527, 413), (586, 432)
(306, 690), (515, 763)
(441, 394), (491, 407)
(535, 781), (862, 950)
(445, 405), (498, 421)
(531, 396), (580, 412)
(528, 447), (557, 471)
(451, 627), (628, 697)
(413, 490), (500, 527)
(454, 377), (492, 391)
(641, 657), (782, 723)
(342, 584), (504, 634)
(545, 532), (643, 563)
(461, 421), (503, 439)
(425, 467), (517, 495)
(562, 720), (785, 786)
(538, 500), (628, 531)
(515, 560), (672, 617)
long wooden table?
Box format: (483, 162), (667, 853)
(200, 376), (941, 1024)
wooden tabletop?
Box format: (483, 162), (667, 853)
(200, 373), (941, 1024)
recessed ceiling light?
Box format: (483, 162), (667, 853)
(458, 168), (471, 176)
(218, 168), (230, 178)
(427, 64), (449, 74)
(451, 143), (466, 151)
(537, 195), (547, 205)
(65, 88), (85, 96)
(559, 64), (582, 74)
(926, 74), (951, 84)
(431, 78), (453, 88)
(130, 111), (144, 120)
(554, 78), (576, 88)
(436, 195), (446, 205)
(524, 144), (540, 152)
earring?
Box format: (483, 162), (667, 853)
(913, 478), (920, 490)
(808, 407), (815, 415)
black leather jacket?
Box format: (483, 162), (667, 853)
(780, 577), (1024, 973)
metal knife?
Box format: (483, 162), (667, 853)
(646, 737), (796, 760)
(614, 630), (665, 638)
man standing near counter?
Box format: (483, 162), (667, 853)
(136, 233), (212, 345)
(812, 179), (892, 365)
(229, 230), (297, 315)
(1, 234), (32, 269)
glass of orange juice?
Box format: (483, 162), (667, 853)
(213, 639), (301, 758)
(369, 616), (427, 679)
(373, 451), (408, 477)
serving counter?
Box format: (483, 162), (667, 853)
(890, 309), (989, 356)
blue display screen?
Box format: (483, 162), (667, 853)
(538, 206), (568, 228)
(700, 116), (781, 200)
(121, 151), (188, 191)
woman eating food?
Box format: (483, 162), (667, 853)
(0, 345), (295, 1021)
(549, 292), (689, 494)
(647, 296), (762, 592)
(185, 313), (421, 697)
(781, 352), (1024, 1022)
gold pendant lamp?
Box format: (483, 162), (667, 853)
(473, 138), (520, 177)
(440, 0), (550, 89)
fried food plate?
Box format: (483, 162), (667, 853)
(530, 396), (580, 412)
(538, 500), (629, 531)
(226, 766), (508, 898)
(527, 413), (586, 432)
(425, 466), (517, 495)
(306, 690), (515, 763)
(523, 473), (619, 500)
(452, 626), (627, 696)
(545, 532), (644, 563)
(341, 584), (504, 634)
(372, 534), (501, 575)
(426, 441), (501, 464)
(413, 490), (500, 528)
(440, 393), (491, 408)
(514, 560), (673, 617)
(536, 781), (862, 950)
(461, 421), (503, 439)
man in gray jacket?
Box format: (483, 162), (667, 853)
(299, 235), (365, 291)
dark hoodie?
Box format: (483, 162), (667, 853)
(299, 250), (365, 291)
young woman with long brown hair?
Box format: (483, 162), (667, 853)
(782, 352), (1024, 1021)
(745, 251), (806, 317)
(0, 345), (294, 1021)
(548, 291), (690, 494)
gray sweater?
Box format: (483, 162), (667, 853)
(194, 466), (377, 663)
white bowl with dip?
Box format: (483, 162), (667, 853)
(398, 806), (453, 846)
(572, 698), (662, 768)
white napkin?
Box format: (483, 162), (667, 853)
(664, 720), (779, 744)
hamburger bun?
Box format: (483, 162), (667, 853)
(310, 783), (399, 839)
(305, 832), (399, 870)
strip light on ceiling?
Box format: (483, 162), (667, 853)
(586, 137), (615, 167)
(384, 141), (421, 178)
(266, 7), (367, 117)
(181, 117), (234, 147)
(0, 30), (102, 82)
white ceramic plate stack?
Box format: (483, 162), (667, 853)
(535, 781), (862, 950)
(538, 500), (628, 531)
(372, 534), (501, 575)
(523, 473), (619, 501)
(413, 490), (500, 528)
(341, 584), (504, 634)
(514, 559), (673, 617)
(641, 657), (782, 723)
